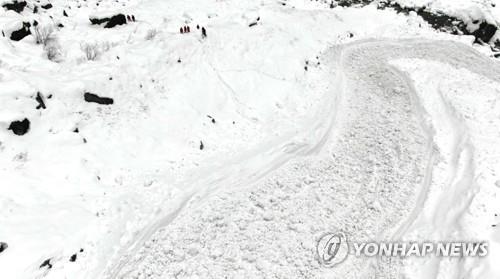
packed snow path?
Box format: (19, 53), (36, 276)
(108, 39), (500, 278)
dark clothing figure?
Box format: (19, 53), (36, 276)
(186, 26), (190, 33)
(196, 24), (199, 29)
(132, 15), (135, 22)
(201, 27), (207, 38)
(127, 15), (131, 21)
(180, 27), (184, 34)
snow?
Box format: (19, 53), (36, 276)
(0, 0), (499, 278)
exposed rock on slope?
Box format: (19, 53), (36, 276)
(8, 118), (30, 136)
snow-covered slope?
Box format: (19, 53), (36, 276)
(0, 0), (499, 278)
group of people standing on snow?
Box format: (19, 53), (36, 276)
(180, 24), (207, 38)
(126, 15), (136, 22)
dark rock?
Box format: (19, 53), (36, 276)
(8, 118), (30, 136)
(41, 3), (52, 9)
(10, 22), (31, 41)
(69, 254), (77, 262)
(2, 1), (27, 13)
(472, 22), (498, 43)
(200, 141), (204, 150)
(378, 1), (499, 44)
(73, 127), (79, 133)
(84, 92), (114, 105)
(0, 242), (7, 253)
(89, 17), (110, 25)
(89, 14), (127, 28)
(40, 258), (52, 269)
(33, 5), (38, 13)
(249, 22), (257, 27)
(35, 92), (46, 109)
(63, 10), (68, 17)
(104, 14), (127, 28)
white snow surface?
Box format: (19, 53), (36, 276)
(0, 0), (499, 278)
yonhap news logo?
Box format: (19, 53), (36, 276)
(316, 231), (488, 267)
(316, 232), (350, 267)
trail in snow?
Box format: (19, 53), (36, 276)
(106, 39), (500, 278)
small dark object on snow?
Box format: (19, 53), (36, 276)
(304, 66), (308, 71)
(63, 10), (68, 17)
(127, 15), (131, 21)
(2, 31), (4, 37)
(35, 92), (46, 109)
(196, 24), (199, 29)
(131, 15), (135, 22)
(472, 22), (498, 44)
(33, 20), (38, 27)
(186, 26), (190, 32)
(177, 58), (181, 63)
(249, 22), (257, 27)
(33, 5), (38, 13)
(8, 118), (30, 136)
(58, 23), (64, 28)
(201, 27), (207, 38)
(180, 27), (183, 34)
(0, 242), (8, 253)
(104, 14), (127, 28)
(257, 17), (260, 21)
(41, 3), (52, 9)
(69, 254), (77, 262)
(2, 1), (27, 13)
(84, 92), (114, 105)
(199, 141), (204, 150)
(10, 22), (31, 41)
(80, 248), (84, 252)
(207, 115), (216, 123)
(40, 258), (52, 269)
(73, 127), (79, 133)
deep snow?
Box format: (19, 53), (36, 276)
(0, 0), (499, 278)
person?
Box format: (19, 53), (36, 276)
(132, 15), (136, 22)
(201, 27), (207, 38)
(187, 26), (190, 33)
(180, 27), (184, 34)
(127, 15), (131, 22)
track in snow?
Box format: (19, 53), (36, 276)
(106, 39), (500, 278)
